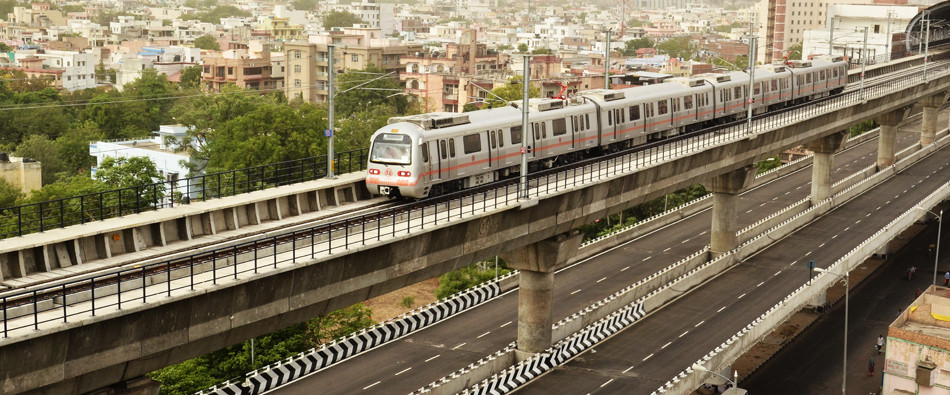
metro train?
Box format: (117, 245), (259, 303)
(366, 56), (848, 199)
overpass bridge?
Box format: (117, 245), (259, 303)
(2, 52), (950, 393)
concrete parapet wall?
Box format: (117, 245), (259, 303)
(0, 173), (372, 287)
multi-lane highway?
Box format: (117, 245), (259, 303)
(516, 116), (950, 393)
(270, 106), (944, 393)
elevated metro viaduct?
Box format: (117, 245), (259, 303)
(3, 57), (950, 393)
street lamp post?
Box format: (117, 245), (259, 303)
(814, 266), (849, 395)
(691, 364), (738, 395)
(914, 206), (943, 286)
(746, 36), (757, 135)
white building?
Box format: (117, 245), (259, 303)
(801, 4), (919, 61)
(89, 125), (204, 198)
(329, 0), (396, 35)
(15, 50), (96, 91)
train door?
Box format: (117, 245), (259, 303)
(420, 141), (433, 185)
(488, 129), (502, 167)
(437, 138), (456, 180)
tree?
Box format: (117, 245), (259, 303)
(0, 0), (17, 18)
(657, 36), (698, 60)
(306, 304), (375, 346)
(0, 43), (11, 52)
(436, 261), (511, 299)
(626, 17), (645, 28)
(334, 64), (409, 118)
(56, 122), (102, 177)
(531, 48), (553, 54)
(787, 43), (803, 60)
(713, 21), (743, 33)
(292, 0), (317, 10)
(623, 37), (655, 56)
(0, 178), (22, 208)
(179, 65), (203, 90)
(484, 76), (540, 108)
(518, 43), (529, 53)
(193, 35), (219, 51)
(323, 10), (364, 30)
(95, 156), (162, 188)
(15, 135), (64, 185)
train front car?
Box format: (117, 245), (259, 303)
(366, 123), (425, 199)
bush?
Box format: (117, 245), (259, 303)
(401, 296), (415, 308)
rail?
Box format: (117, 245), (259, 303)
(0, 149), (369, 239)
(0, 57), (948, 340)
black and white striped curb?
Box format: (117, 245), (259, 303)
(203, 275), (509, 395)
(459, 302), (646, 395)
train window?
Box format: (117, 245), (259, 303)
(510, 126), (522, 144)
(449, 138), (456, 157)
(771, 80), (778, 91)
(533, 123), (540, 140)
(657, 100), (668, 115)
(552, 119), (567, 136)
(585, 114), (590, 130)
(618, 109), (624, 123)
(498, 129), (504, 147)
(833, 68), (838, 78)
(421, 142), (429, 162)
(440, 140), (447, 160)
(608, 110), (613, 126)
(490, 131), (496, 149)
(806, 73), (812, 84)
(572, 116), (578, 131)
(463, 134), (481, 154)
(672, 98), (680, 112)
(683, 96), (692, 110)
(629, 105), (640, 120)
(754, 82), (761, 95)
(734, 87), (742, 99)
(541, 122), (547, 138)
(819, 70), (825, 80)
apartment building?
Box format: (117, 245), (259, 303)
(253, 16), (304, 41)
(329, 0), (397, 35)
(201, 44), (279, 92)
(884, 286), (950, 394)
(284, 28), (422, 103)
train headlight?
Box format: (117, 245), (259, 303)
(369, 169), (381, 175)
(397, 171), (411, 177)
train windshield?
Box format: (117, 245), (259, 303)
(370, 133), (412, 165)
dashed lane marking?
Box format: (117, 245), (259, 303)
(395, 368), (412, 376)
(643, 354), (654, 361)
(425, 355), (440, 362)
(718, 306), (727, 312)
(597, 277), (607, 283)
(477, 332), (491, 339)
(757, 281), (765, 287)
(601, 379), (614, 388)
(662, 342), (672, 349)
(571, 289), (582, 295)
(500, 321), (512, 328)
(642, 256), (652, 261)
(452, 343), (466, 350)
(364, 381), (381, 390)
(738, 293), (746, 299)
(621, 266), (630, 272)
(695, 320), (705, 327)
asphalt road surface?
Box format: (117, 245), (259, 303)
(272, 113), (940, 394)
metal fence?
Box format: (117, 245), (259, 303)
(0, 149), (368, 239)
(1, 59), (947, 339)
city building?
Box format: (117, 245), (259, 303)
(89, 125), (204, 198)
(0, 154), (41, 194)
(284, 28), (422, 103)
(329, 0), (397, 36)
(884, 285), (950, 393)
(801, 4), (917, 60)
(201, 43), (279, 92)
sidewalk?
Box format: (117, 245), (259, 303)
(741, 216), (945, 394)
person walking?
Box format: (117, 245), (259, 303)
(876, 335), (885, 354)
(944, 271), (949, 287)
(868, 357), (875, 376)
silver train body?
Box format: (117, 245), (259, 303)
(366, 57), (848, 199)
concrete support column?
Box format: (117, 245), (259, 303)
(502, 231), (583, 357)
(806, 132), (848, 206)
(876, 109), (906, 170)
(919, 94), (946, 146)
(704, 166), (757, 256)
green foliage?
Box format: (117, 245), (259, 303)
(531, 48), (553, 55)
(179, 65), (203, 90)
(497, 44), (512, 51)
(18, 173), (107, 204)
(150, 303), (374, 394)
(93, 10), (132, 25)
(622, 37), (655, 56)
(483, 75), (540, 108)
(81, 69), (176, 139)
(711, 55), (749, 71)
(462, 102), (481, 112)
(713, 22), (744, 33)
(756, 156), (782, 174)
(193, 35), (220, 51)
(578, 185), (709, 241)
(15, 134), (65, 185)
(401, 296), (415, 308)
(323, 10), (364, 30)
(292, 0), (317, 10)
(436, 260), (510, 299)
(0, 42), (11, 52)
(334, 64), (409, 118)
(95, 156), (162, 189)
(626, 17), (645, 27)
(657, 36), (698, 60)
(0, 0), (18, 18)
(517, 43), (529, 53)
(786, 43), (803, 61)
(849, 120), (877, 137)
(0, 178), (22, 208)
(182, 5), (251, 23)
